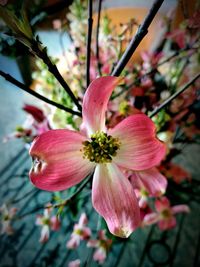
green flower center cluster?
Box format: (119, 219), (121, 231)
(74, 229), (83, 235)
(82, 132), (120, 163)
(3, 214), (10, 221)
(42, 218), (50, 225)
(161, 209), (171, 218)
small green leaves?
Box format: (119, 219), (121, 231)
(0, 5), (33, 48)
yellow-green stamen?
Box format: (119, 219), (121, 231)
(161, 209), (171, 218)
(74, 229), (83, 235)
(42, 218), (50, 225)
(82, 132), (120, 163)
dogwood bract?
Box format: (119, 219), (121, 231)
(29, 76), (166, 238)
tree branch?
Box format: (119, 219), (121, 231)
(0, 70), (82, 117)
(149, 73), (200, 118)
(95, 0), (102, 76)
(17, 174), (92, 218)
(111, 44), (198, 100)
(31, 40), (82, 111)
(111, 0), (165, 76)
(86, 0), (93, 87)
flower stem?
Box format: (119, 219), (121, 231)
(31, 40), (82, 111)
(96, 0), (102, 76)
(86, 0), (93, 87)
(111, 44), (198, 100)
(111, 0), (165, 76)
(17, 174), (92, 219)
(149, 73), (200, 118)
(0, 70), (82, 117)
(9, 188), (37, 204)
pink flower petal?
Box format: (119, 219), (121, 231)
(29, 130), (95, 191)
(67, 235), (80, 249)
(93, 247), (106, 264)
(130, 168), (167, 196)
(82, 76), (122, 135)
(35, 216), (43, 226)
(79, 213), (88, 226)
(138, 196), (148, 209)
(171, 205), (190, 215)
(109, 114), (166, 170)
(155, 197), (170, 212)
(87, 240), (99, 247)
(50, 216), (61, 231)
(68, 259), (81, 267)
(40, 225), (49, 243)
(23, 104), (45, 122)
(92, 163), (140, 238)
(158, 217), (176, 230)
(142, 212), (160, 226)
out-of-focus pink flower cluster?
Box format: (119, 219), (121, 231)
(0, 204), (17, 235)
(4, 105), (50, 146)
(35, 204), (60, 243)
(67, 213), (112, 266)
(142, 197), (190, 230)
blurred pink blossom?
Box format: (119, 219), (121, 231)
(36, 204), (60, 243)
(0, 204), (17, 235)
(67, 213), (91, 249)
(143, 197), (190, 230)
(68, 259), (81, 267)
(87, 230), (112, 264)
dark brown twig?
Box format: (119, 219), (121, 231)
(95, 0), (102, 76)
(111, 0), (165, 76)
(111, 44), (198, 100)
(0, 70), (82, 117)
(17, 174), (92, 218)
(31, 40), (82, 111)
(86, 0), (93, 87)
(149, 73), (200, 118)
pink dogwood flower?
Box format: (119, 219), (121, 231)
(130, 167), (167, 208)
(142, 197), (190, 230)
(36, 205), (60, 243)
(87, 230), (112, 264)
(23, 104), (50, 136)
(29, 76), (166, 238)
(4, 104), (50, 145)
(0, 204), (17, 235)
(67, 213), (91, 249)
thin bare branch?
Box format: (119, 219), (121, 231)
(111, 0), (165, 76)
(17, 174), (92, 218)
(86, 0), (93, 87)
(95, 0), (102, 76)
(31, 40), (82, 111)
(0, 70), (82, 117)
(149, 73), (200, 118)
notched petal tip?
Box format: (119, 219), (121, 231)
(28, 129), (94, 192)
(30, 156), (47, 175)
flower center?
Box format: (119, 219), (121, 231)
(82, 132), (120, 163)
(42, 218), (50, 225)
(3, 214), (10, 221)
(161, 209), (171, 218)
(74, 229), (83, 236)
